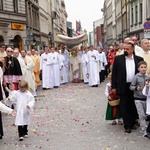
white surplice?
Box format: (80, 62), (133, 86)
(81, 53), (89, 83)
(70, 55), (81, 79)
(17, 57), (26, 76)
(21, 56), (35, 92)
(59, 54), (67, 84)
(87, 50), (100, 86)
(0, 101), (13, 114)
(14, 90), (35, 125)
(64, 49), (70, 82)
(47, 52), (60, 87)
(40, 53), (51, 88)
(99, 52), (108, 71)
(142, 86), (150, 115)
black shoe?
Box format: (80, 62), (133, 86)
(54, 86), (58, 88)
(42, 88), (46, 90)
(125, 128), (131, 133)
(91, 85), (97, 87)
(19, 137), (24, 141)
(145, 132), (150, 139)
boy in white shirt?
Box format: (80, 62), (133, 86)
(13, 80), (35, 141)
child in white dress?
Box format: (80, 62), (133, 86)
(13, 80), (35, 141)
(5, 83), (17, 108)
(142, 79), (150, 139)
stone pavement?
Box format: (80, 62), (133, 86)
(0, 81), (150, 150)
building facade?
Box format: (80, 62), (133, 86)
(39, 0), (52, 48)
(67, 21), (73, 37)
(88, 31), (94, 46)
(102, 0), (149, 47)
(93, 18), (104, 48)
(115, 0), (122, 42)
(51, 0), (67, 47)
(129, 0), (144, 40)
(26, 0), (40, 50)
(104, 0), (113, 46)
(0, 0), (26, 50)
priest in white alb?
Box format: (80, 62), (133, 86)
(47, 47), (61, 88)
(20, 50), (35, 94)
(87, 45), (100, 87)
(40, 47), (51, 89)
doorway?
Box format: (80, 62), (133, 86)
(0, 35), (4, 44)
(12, 35), (22, 51)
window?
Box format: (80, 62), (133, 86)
(131, 7), (134, 26)
(13, 0), (18, 12)
(0, 0), (3, 10)
(139, 3), (142, 23)
(135, 5), (138, 25)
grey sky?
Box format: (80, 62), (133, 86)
(65, 0), (104, 33)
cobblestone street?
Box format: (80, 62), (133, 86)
(0, 81), (150, 150)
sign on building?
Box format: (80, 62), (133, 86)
(144, 29), (150, 38)
(12, 23), (24, 30)
(143, 21), (150, 38)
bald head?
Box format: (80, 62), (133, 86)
(124, 37), (131, 44)
(141, 39), (149, 51)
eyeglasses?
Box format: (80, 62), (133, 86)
(7, 51), (13, 53)
(128, 42), (135, 47)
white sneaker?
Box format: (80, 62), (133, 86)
(19, 137), (24, 141)
(24, 135), (28, 138)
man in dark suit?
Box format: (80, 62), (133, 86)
(112, 41), (143, 133)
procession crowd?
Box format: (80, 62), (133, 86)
(0, 35), (150, 141)
(0, 43), (107, 141)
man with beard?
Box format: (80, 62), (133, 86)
(112, 41), (143, 133)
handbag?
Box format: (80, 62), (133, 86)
(108, 99), (120, 106)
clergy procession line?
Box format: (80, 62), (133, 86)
(0, 43), (107, 141)
(1, 36), (150, 142)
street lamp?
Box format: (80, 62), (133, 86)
(48, 32), (53, 47)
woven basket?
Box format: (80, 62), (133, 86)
(108, 99), (120, 106)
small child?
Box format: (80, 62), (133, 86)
(5, 83), (17, 108)
(105, 72), (122, 125)
(13, 80), (35, 141)
(142, 78), (150, 139)
(130, 61), (150, 136)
